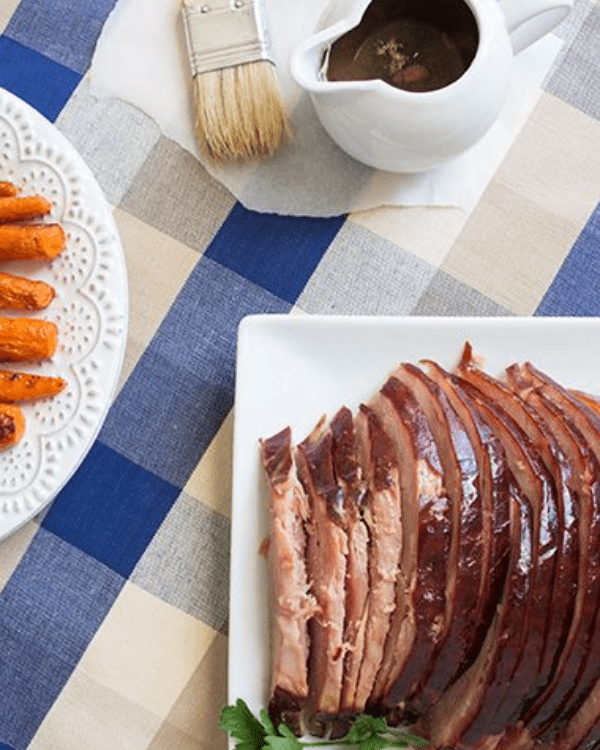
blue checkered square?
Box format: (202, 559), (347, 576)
(0, 528), (123, 749)
(536, 203), (600, 316)
(0, 36), (80, 120)
(206, 203), (345, 304)
(42, 443), (180, 577)
(6, 0), (118, 75)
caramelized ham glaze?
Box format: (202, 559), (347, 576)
(424, 360), (512, 647)
(391, 363), (485, 717)
(296, 428), (348, 735)
(417, 482), (532, 749)
(498, 372), (600, 750)
(507, 364), (600, 749)
(453, 378), (560, 743)
(540, 690), (600, 750)
(457, 349), (580, 730)
(260, 427), (315, 735)
(369, 376), (452, 715)
(569, 388), (600, 415)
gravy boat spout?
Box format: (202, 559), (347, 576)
(290, 22), (379, 105)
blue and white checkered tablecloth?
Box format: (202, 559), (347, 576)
(0, 0), (598, 748)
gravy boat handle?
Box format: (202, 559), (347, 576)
(500, 0), (573, 54)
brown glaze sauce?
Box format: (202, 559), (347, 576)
(325, 0), (478, 92)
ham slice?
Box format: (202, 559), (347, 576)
(453, 377), (560, 743)
(260, 427), (315, 735)
(391, 363), (486, 716)
(417, 481), (533, 749)
(423, 359), (512, 643)
(506, 364), (600, 748)
(368, 376), (452, 715)
(296, 426), (349, 736)
(329, 407), (370, 719)
(569, 388), (600, 415)
(457, 349), (580, 725)
(351, 403), (403, 713)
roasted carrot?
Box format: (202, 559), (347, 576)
(0, 223), (65, 260)
(0, 317), (58, 362)
(0, 370), (65, 401)
(0, 195), (52, 222)
(0, 182), (18, 197)
(0, 272), (55, 310)
(0, 402), (25, 450)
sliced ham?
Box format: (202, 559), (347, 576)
(296, 427), (348, 735)
(259, 346), (600, 748)
(506, 364), (600, 748)
(368, 376), (453, 715)
(389, 362), (485, 717)
(423, 359), (512, 643)
(417, 481), (533, 749)
(499, 371), (600, 746)
(452, 377), (560, 743)
(457, 348), (580, 726)
(569, 388), (600, 415)
(329, 407), (370, 718)
(260, 427), (315, 735)
(540, 688), (600, 750)
(351, 403), (403, 713)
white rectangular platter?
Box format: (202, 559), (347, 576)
(230, 314), (600, 726)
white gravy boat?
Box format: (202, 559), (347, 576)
(290, 0), (573, 173)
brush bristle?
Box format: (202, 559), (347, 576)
(192, 61), (290, 163)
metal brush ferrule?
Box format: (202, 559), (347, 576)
(182, 0), (274, 77)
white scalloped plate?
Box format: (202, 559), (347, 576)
(0, 88), (128, 540)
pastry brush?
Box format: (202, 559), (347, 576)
(181, 0), (290, 162)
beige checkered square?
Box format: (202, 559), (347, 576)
(185, 412), (233, 520)
(76, 582), (217, 719)
(442, 94), (600, 314)
(0, 520), (38, 593)
(113, 208), (200, 388)
(0, 1), (20, 32)
(149, 632), (228, 750)
(350, 206), (468, 268)
(29, 671), (162, 750)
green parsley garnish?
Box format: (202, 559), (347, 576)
(220, 699), (430, 750)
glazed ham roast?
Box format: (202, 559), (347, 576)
(259, 343), (600, 749)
